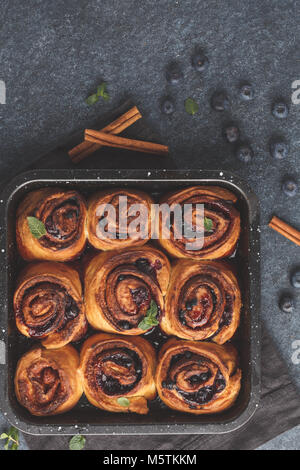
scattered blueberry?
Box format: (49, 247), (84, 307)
(279, 294), (294, 313)
(270, 140), (289, 160)
(239, 83), (255, 101)
(224, 125), (240, 143)
(236, 144), (253, 163)
(211, 91), (230, 111)
(166, 62), (183, 84)
(272, 101), (289, 119)
(291, 269), (300, 288)
(282, 179), (298, 197)
(161, 97), (175, 115)
(191, 51), (209, 72)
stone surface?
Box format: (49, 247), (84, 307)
(0, 0), (299, 449)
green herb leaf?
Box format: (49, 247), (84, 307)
(96, 82), (110, 101)
(117, 397), (130, 407)
(138, 300), (159, 330)
(86, 93), (99, 106)
(1, 427), (19, 450)
(86, 83), (110, 106)
(204, 217), (213, 232)
(27, 216), (47, 239)
(69, 435), (86, 451)
(184, 97), (199, 115)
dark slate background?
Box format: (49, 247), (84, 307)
(0, 0), (299, 449)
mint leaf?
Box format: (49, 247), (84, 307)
(117, 397), (130, 407)
(1, 427), (19, 450)
(97, 82), (110, 101)
(204, 217), (213, 232)
(138, 300), (159, 330)
(27, 216), (47, 239)
(86, 93), (99, 106)
(69, 435), (86, 451)
(185, 98), (199, 115)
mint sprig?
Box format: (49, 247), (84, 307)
(86, 82), (110, 106)
(138, 300), (159, 330)
(185, 97), (199, 115)
(117, 397), (130, 407)
(204, 217), (213, 232)
(97, 82), (110, 101)
(27, 216), (47, 239)
(69, 435), (86, 451)
(0, 427), (19, 450)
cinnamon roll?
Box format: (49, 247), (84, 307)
(14, 262), (87, 349)
(15, 344), (83, 416)
(158, 186), (240, 259)
(85, 246), (170, 334)
(87, 188), (154, 250)
(156, 338), (241, 414)
(16, 188), (87, 261)
(161, 260), (241, 344)
(79, 333), (156, 414)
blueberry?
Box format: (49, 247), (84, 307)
(211, 91), (230, 111)
(236, 144), (253, 163)
(119, 321), (131, 330)
(291, 269), (300, 288)
(270, 140), (289, 160)
(272, 101), (289, 119)
(161, 98), (175, 115)
(279, 294), (294, 313)
(197, 386), (213, 403)
(166, 62), (183, 84)
(191, 51), (209, 72)
(224, 125), (240, 143)
(215, 378), (226, 392)
(282, 179), (298, 197)
(190, 375), (201, 384)
(239, 83), (255, 101)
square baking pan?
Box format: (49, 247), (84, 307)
(0, 168), (260, 435)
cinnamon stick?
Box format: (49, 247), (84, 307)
(84, 129), (169, 156)
(269, 216), (300, 246)
(69, 106), (142, 163)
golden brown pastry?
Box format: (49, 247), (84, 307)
(14, 262), (87, 349)
(161, 260), (241, 344)
(84, 246), (170, 335)
(16, 188), (87, 261)
(87, 188), (154, 250)
(79, 333), (156, 414)
(158, 186), (240, 260)
(155, 338), (241, 414)
(15, 344), (83, 416)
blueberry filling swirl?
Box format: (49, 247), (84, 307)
(34, 192), (85, 250)
(89, 347), (143, 396)
(15, 281), (80, 339)
(177, 273), (234, 333)
(167, 196), (238, 255)
(162, 352), (226, 407)
(97, 258), (162, 331)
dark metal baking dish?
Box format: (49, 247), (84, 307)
(0, 168), (260, 435)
